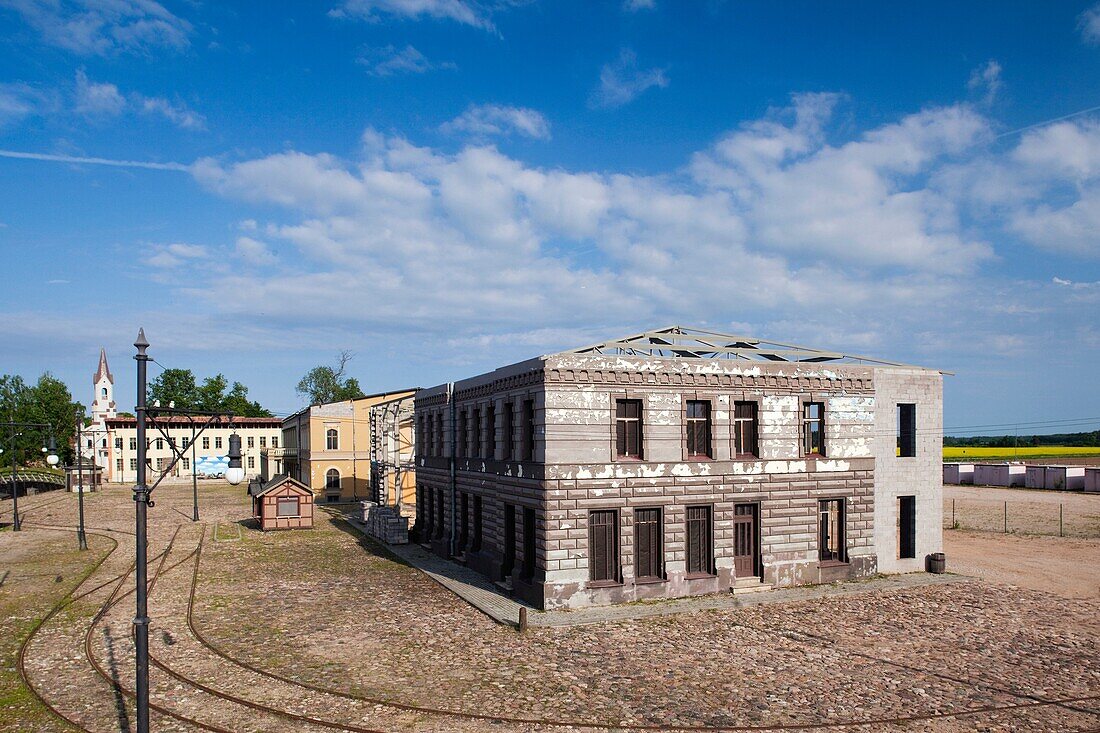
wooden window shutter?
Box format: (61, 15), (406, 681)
(589, 510), (616, 581)
(686, 506), (710, 574)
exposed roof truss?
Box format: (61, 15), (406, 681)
(562, 325), (923, 368)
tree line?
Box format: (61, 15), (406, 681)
(0, 373), (81, 468)
(944, 431), (1100, 448)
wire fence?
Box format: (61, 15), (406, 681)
(943, 498), (1100, 539)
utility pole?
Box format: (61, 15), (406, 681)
(75, 408), (87, 550)
(133, 328), (151, 733)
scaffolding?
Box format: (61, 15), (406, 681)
(369, 394), (416, 510)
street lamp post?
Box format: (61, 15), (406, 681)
(75, 409), (87, 551)
(133, 328), (151, 733)
(131, 329), (244, 733)
(1, 422), (60, 531)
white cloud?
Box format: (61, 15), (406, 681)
(140, 96), (205, 130)
(356, 44), (455, 76)
(1079, 3), (1100, 45)
(967, 60), (1002, 105)
(0, 82), (56, 126)
(440, 104), (551, 140)
(1, 0), (191, 55)
(623, 0), (655, 11)
(590, 49), (668, 109)
(331, 0), (520, 32)
(71, 70), (204, 129)
(143, 242), (209, 269)
(74, 69), (125, 116)
(235, 236), (277, 266)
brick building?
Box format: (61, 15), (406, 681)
(413, 326), (943, 610)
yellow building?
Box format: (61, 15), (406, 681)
(262, 390), (416, 503)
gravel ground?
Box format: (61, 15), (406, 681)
(6, 484), (1100, 732)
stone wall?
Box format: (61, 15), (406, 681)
(414, 356), (943, 610)
(872, 368), (944, 574)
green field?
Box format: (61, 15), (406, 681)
(943, 445), (1100, 461)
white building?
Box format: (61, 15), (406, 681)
(104, 416), (282, 484)
(80, 349), (116, 471)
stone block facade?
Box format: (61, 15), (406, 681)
(413, 341), (943, 610)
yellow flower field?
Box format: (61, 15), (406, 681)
(943, 446), (1100, 460)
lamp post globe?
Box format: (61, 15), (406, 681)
(225, 432), (245, 486)
(46, 436), (59, 466)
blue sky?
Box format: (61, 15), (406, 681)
(1, 0), (1098, 434)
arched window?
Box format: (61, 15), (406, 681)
(326, 429), (338, 450)
(325, 468), (340, 490)
(100, 387), (107, 399)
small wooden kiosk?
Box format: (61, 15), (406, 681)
(249, 475), (314, 531)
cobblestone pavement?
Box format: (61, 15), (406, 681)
(8, 485), (1100, 732)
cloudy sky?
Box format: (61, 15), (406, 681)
(1, 0), (1098, 432)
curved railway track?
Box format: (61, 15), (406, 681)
(175, 535), (1100, 732)
(17, 518), (1100, 733)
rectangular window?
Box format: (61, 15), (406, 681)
(202, 437), (210, 450)
(472, 495), (483, 551)
(685, 400), (711, 458)
(732, 401), (759, 457)
(457, 411), (468, 458)
(471, 409), (481, 459)
(521, 399), (535, 461)
(248, 456), (255, 469)
(818, 499), (846, 563)
(685, 505), (712, 575)
(258, 436), (266, 448)
(168, 437), (176, 448)
(588, 510), (618, 582)
(615, 399), (643, 459)
(435, 413), (444, 457)
(802, 402), (825, 456)
(434, 489), (445, 539)
(276, 497), (299, 517)
(130, 459), (137, 470)
(458, 493), (469, 552)
(215, 436), (223, 450)
(634, 508), (662, 580)
(156, 457), (170, 470)
(272, 436), (278, 448)
(897, 403), (916, 458)
(114, 437), (123, 449)
(115, 458), (123, 472)
(485, 404), (496, 459)
(502, 402), (514, 461)
(129, 437), (137, 450)
(248, 436), (255, 448)
(899, 495), (916, 559)
(155, 438), (164, 450)
(181, 437), (190, 449)
(182, 457), (189, 470)
(522, 507), (536, 580)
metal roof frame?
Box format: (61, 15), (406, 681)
(560, 325), (934, 369)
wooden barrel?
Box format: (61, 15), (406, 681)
(927, 552), (946, 574)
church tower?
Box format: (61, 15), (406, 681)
(91, 348), (116, 425)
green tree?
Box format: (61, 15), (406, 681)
(0, 372), (81, 467)
(147, 368), (271, 417)
(148, 368), (199, 410)
(296, 351), (365, 405)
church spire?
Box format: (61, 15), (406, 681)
(93, 347), (114, 385)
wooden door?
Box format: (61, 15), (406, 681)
(732, 503), (758, 578)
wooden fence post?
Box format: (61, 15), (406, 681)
(518, 607), (528, 633)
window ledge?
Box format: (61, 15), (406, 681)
(684, 455), (714, 462)
(587, 580), (623, 589)
(684, 572), (717, 581)
(613, 456), (644, 463)
(633, 576), (667, 585)
(818, 560), (849, 568)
